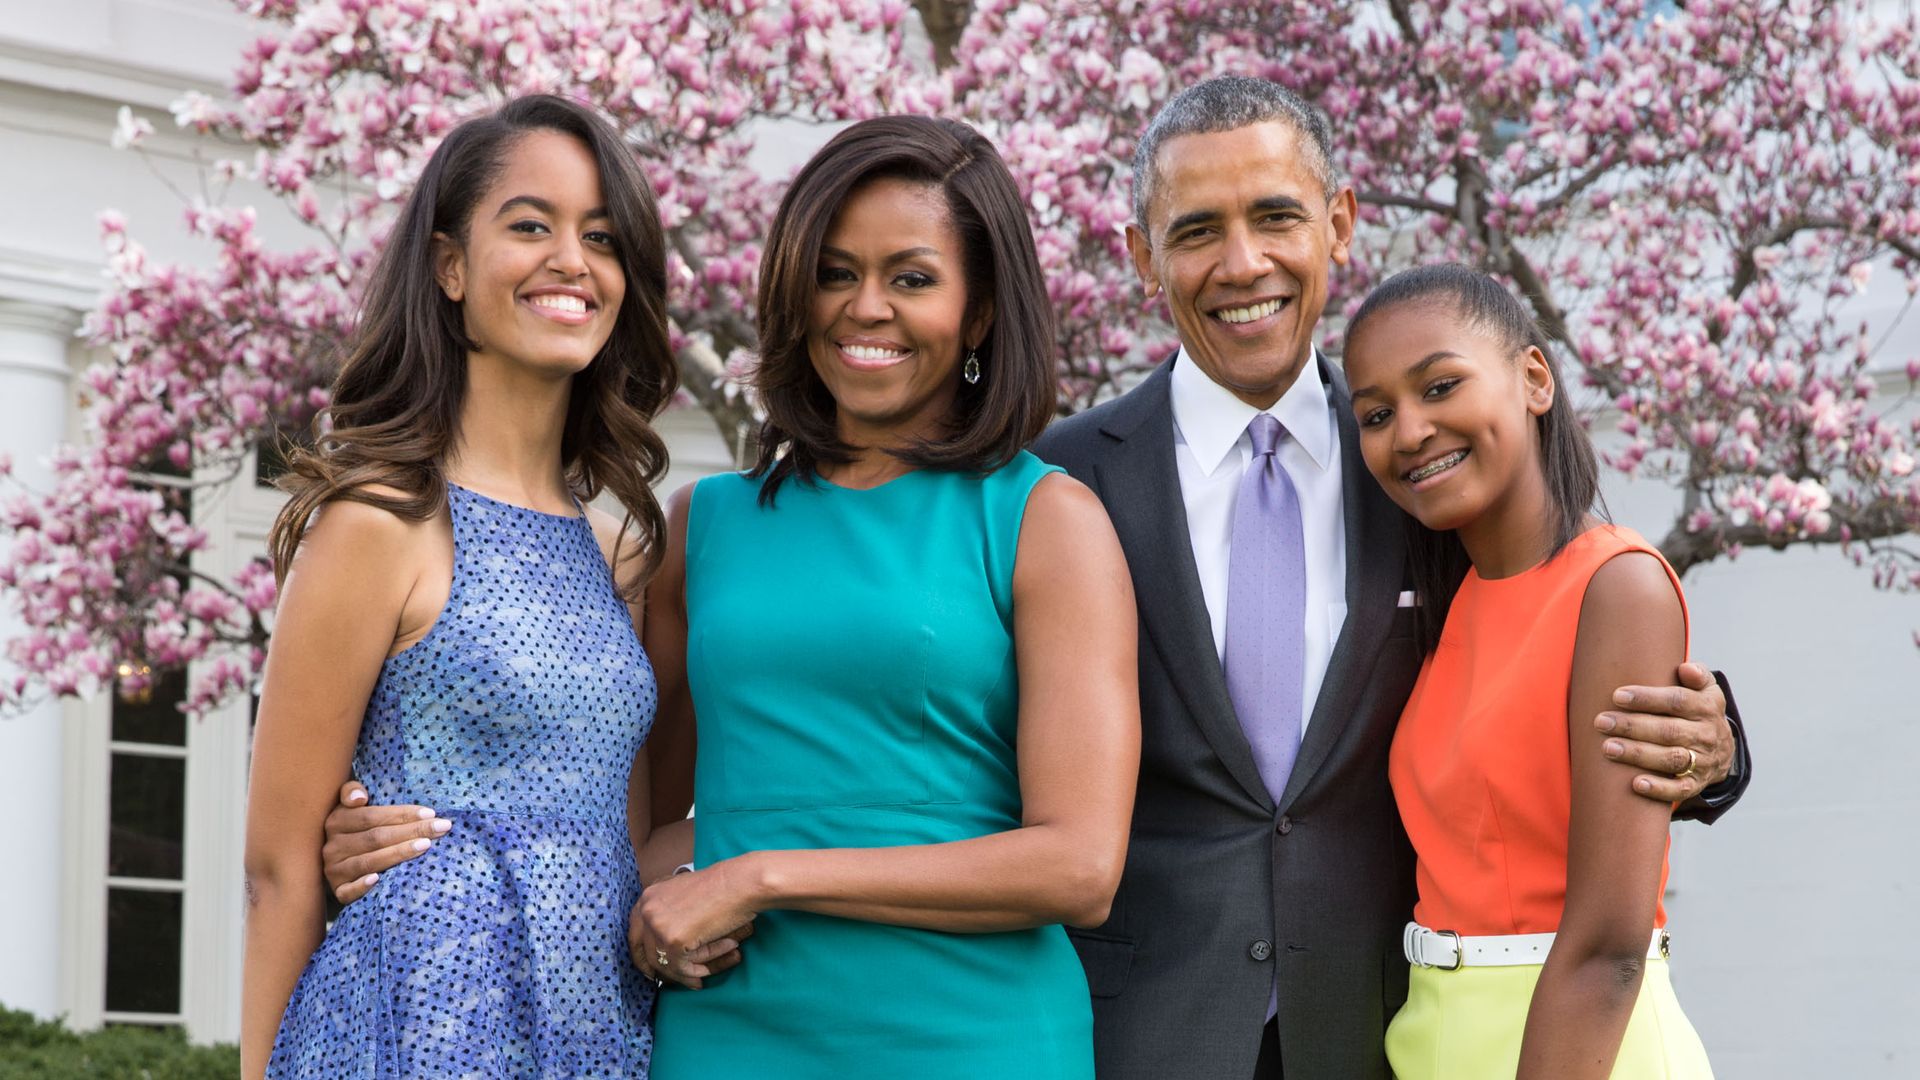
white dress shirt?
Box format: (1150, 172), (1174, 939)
(1169, 348), (1348, 732)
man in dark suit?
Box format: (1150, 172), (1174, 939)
(1030, 76), (1749, 1080)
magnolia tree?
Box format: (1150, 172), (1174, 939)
(3, 0), (1917, 716)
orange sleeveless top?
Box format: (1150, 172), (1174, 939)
(1389, 525), (1689, 935)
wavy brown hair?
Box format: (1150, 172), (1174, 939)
(267, 95), (677, 597)
(749, 115), (1057, 503)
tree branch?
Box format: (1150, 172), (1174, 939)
(1655, 495), (1919, 577)
(1356, 190), (1454, 216)
(911, 0), (973, 68)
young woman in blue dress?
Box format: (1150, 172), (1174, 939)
(242, 95), (697, 1076)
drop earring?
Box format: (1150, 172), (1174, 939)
(963, 348), (982, 385)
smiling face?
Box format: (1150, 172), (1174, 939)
(808, 176), (984, 448)
(1128, 121), (1355, 409)
(1343, 300), (1557, 537)
(433, 128), (625, 380)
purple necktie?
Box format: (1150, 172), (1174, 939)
(1225, 413), (1306, 808)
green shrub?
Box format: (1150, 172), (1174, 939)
(0, 1007), (238, 1078)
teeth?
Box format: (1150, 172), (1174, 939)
(530, 294), (588, 314)
(1407, 450), (1468, 482)
(844, 345), (907, 361)
(1215, 298), (1283, 324)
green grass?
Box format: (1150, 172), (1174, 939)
(0, 1007), (238, 1078)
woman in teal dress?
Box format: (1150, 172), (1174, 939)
(630, 115), (1140, 1079)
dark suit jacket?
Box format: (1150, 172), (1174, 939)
(1033, 356), (1421, 1080)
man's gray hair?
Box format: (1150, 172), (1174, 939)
(1130, 75), (1338, 228)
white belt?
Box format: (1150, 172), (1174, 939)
(1403, 921), (1671, 970)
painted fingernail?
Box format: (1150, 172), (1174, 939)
(1596, 714), (1617, 732)
(416, 807), (436, 819)
(362, 873), (378, 886)
(347, 791), (367, 805)
(430, 818), (452, 834)
(1604, 740), (1624, 756)
(411, 838), (432, 852)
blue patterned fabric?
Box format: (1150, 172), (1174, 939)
(269, 483), (657, 1078)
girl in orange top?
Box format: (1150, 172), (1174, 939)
(1342, 265), (1713, 1079)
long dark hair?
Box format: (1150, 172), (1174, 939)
(1344, 264), (1603, 649)
(749, 114), (1056, 503)
(268, 94), (677, 597)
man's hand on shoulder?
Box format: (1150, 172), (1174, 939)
(1595, 661), (1733, 804)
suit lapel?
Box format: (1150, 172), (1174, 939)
(1278, 357), (1406, 814)
(1095, 364), (1274, 811)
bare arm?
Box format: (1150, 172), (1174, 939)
(241, 500), (428, 1078)
(1518, 553), (1686, 1080)
(632, 474), (1140, 960)
(641, 484), (697, 828)
(1596, 662), (1734, 803)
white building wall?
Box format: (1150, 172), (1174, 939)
(0, 300), (80, 1016)
(1598, 387), (1920, 1078)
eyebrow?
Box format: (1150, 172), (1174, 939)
(1163, 195), (1311, 238)
(494, 195), (609, 219)
(1348, 350), (1463, 402)
(819, 244), (942, 263)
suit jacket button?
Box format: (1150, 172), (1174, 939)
(1275, 816), (1293, 835)
(1250, 939), (1273, 961)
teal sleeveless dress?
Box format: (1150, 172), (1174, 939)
(648, 452), (1094, 1080)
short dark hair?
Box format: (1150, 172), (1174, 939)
(1344, 263), (1605, 649)
(749, 115), (1056, 503)
(1132, 75), (1338, 227)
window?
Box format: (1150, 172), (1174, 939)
(102, 669), (188, 1024)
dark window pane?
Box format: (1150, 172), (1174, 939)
(111, 668), (186, 746)
(108, 754), (185, 879)
(105, 889), (181, 1014)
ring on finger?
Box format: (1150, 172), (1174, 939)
(1674, 747), (1698, 780)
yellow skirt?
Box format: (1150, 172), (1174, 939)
(1385, 958), (1714, 1079)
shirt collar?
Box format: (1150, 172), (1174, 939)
(1169, 346), (1335, 477)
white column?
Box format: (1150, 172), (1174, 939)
(0, 298), (80, 1018)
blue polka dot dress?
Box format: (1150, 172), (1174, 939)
(269, 483), (657, 1078)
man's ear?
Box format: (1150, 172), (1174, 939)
(1521, 345), (1555, 417)
(1125, 223), (1160, 300)
(1327, 187), (1358, 268)
(432, 231), (465, 302)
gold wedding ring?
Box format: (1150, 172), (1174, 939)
(1675, 748), (1698, 780)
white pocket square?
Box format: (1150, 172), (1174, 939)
(1396, 590), (1419, 608)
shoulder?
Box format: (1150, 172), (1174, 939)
(1577, 538), (1685, 652)
(1016, 472), (1119, 567)
(1031, 401), (1116, 464)
(286, 485), (441, 598)
(583, 503), (641, 563)
(302, 484), (436, 553)
(1583, 548), (1680, 615)
(1022, 470), (1106, 526)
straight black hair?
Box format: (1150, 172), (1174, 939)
(1345, 264), (1604, 650)
(748, 114), (1056, 503)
